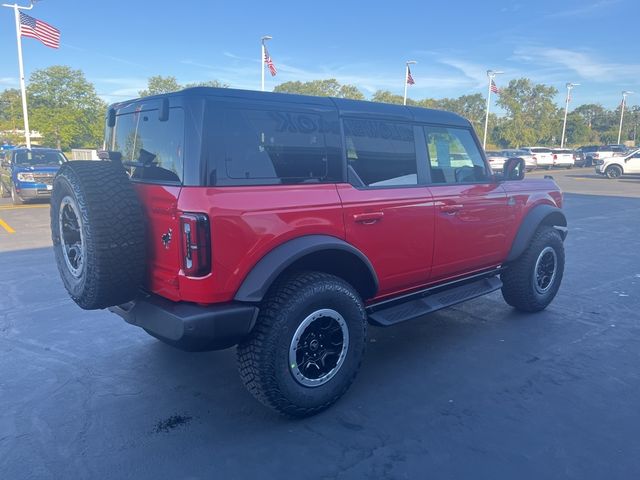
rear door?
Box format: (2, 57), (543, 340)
(337, 117), (435, 298)
(422, 125), (509, 281)
(107, 101), (186, 300)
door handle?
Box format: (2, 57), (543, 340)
(353, 212), (384, 224)
(440, 204), (463, 214)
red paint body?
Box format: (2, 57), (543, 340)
(134, 176), (562, 306)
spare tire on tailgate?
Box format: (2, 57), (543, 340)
(50, 161), (146, 310)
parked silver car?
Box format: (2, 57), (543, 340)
(500, 149), (537, 171)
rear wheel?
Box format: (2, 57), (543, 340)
(605, 165), (622, 179)
(51, 161), (146, 310)
(237, 271), (367, 417)
(501, 226), (564, 312)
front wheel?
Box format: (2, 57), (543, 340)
(237, 271), (367, 417)
(501, 226), (565, 312)
(605, 165), (622, 179)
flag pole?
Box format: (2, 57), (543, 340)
(483, 69), (503, 149)
(403, 60), (416, 106)
(403, 64), (409, 106)
(3, 1), (34, 148)
(260, 35), (272, 92)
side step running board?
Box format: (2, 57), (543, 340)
(367, 276), (503, 327)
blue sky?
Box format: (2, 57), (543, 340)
(0, 0), (638, 109)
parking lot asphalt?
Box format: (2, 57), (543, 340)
(1, 168), (639, 479)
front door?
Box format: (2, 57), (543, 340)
(422, 125), (509, 281)
(337, 118), (434, 299)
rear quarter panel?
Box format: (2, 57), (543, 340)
(177, 184), (345, 304)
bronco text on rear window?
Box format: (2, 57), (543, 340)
(211, 107), (342, 186)
(109, 108), (185, 184)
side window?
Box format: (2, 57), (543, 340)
(222, 109), (340, 184)
(423, 126), (488, 184)
(343, 118), (417, 187)
(111, 108), (185, 184)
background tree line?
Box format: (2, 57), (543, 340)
(1, 66), (638, 151)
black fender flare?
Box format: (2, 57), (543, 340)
(506, 204), (567, 262)
(234, 235), (379, 303)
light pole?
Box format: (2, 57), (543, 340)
(403, 60), (416, 106)
(617, 91), (633, 145)
(561, 82), (580, 148)
(2, 0), (36, 148)
(260, 35), (272, 92)
(483, 70), (503, 149)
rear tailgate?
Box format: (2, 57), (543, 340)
(134, 183), (183, 301)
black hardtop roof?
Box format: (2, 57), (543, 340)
(110, 86), (471, 128)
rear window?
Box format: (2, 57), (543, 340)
(531, 148), (552, 153)
(212, 108), (342, 185)
(344, 118), (417, 187)
(552, 149), (572, 154)
(109, 108), (185, 184)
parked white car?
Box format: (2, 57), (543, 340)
(595, 148), (640, 178)
(520, 147), (554, 169)
(500, 149), (537, 171)
(551, 149), (575, 168)
(485, 151), (508, 171)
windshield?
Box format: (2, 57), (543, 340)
(14, 151), (66, 166)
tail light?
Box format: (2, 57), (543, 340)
(553, 154), (558, 160)
(532, 156), (537, 161)
(180, 213), (211, 277)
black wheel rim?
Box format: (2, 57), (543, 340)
(533, 246), (557, 295)
(59, 196), (84, 278)
(289, 309), (349, 388)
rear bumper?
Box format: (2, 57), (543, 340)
(109, 293), (259, 351)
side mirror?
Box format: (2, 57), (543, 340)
(499, 157), (525, 181)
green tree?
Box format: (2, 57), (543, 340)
(274, 79), (364, 99)
(0, 88), (23, 131)
(139, 76), (228, 97)
(27, 65), (106, 150)
(495, 78), (560, 147)
(371, 89), (415, 105)
(138, 75), (181, 97)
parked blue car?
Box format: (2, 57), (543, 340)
(0, 148), (68, 205)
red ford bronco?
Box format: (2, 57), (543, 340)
(50, 88), (567, 416)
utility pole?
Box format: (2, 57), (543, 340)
(618, 91), (633, 145)
(561, 83), (579, 148)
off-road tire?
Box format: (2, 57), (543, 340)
(501, 226), (564, 312)
(51, 161), (146, 310)
(11, 186), (24, 205)
(237, 271), (367, 417)
(605, 165), (622, 179)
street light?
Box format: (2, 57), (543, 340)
(560, 82), (580, 148)
(403, 60), (417, 106)
(483, 70), (504, 149)
(260, 35), (272, 92)
(617, 90), (633, 145)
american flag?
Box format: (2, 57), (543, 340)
(406, 66), (415, 85)
(20, 12), (60, 49)
(490, 79), (499, 94)
(264, 47), (277, 76)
